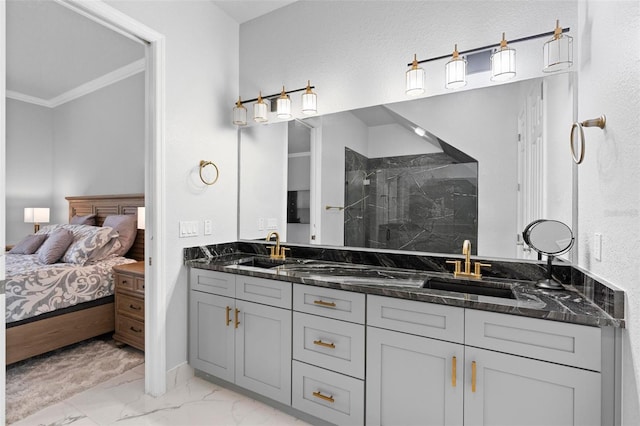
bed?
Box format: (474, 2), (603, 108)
(5, 194), (144, 364)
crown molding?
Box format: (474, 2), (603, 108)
(6, 58), (145, 108)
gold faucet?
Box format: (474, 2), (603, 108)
(266, 231), (289, 259)
(446, 240), (491, 279)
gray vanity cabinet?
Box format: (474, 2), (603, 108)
(189, 270), (292, 405)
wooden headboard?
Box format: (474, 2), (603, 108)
(65, 194), (145, 262)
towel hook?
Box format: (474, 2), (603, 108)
(570, 115), (606, 164)
(199, 160), (219, 185)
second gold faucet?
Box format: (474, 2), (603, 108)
(446, 239), (491, 279)
(266, 231), (289, 259)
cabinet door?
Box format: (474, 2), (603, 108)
(235, 300), (292, 405)
(464, 346), (601, 426)
(367, 327), (463, 426)
(189, 291), (235, 382)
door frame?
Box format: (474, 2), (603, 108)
(38, 0), (166, 396)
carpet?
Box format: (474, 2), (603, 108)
(6, 336), (145, 424)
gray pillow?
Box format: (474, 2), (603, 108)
(37, 229), (74, 264)
(103, 215), (137, 256)
(70, 214), (96, 226)
(9, 234), (48, 254)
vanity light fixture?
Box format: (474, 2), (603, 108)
(543, 20), (573, 72)
(233, 96), (247, 126)
(276, 86), (292, 119)
(253, 91), (268, 123)
(406, 54), (425, 96)
(490, 32), (516, 81)
(301, 80), (317, 115)
(445, 44), (467, 89)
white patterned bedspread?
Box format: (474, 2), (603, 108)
(5, 254), (136, 324)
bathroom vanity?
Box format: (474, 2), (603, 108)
(186, 243), (623, 426)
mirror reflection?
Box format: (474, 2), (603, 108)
(239, 72), (574, 260)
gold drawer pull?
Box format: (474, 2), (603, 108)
(225, 306), (232, 326)
(312, 391), (334, 403)
(452, 356), (457, 387)
(129, 304), (142, 311)
(313, 339), (336, 349)
(130, 326), (142, 333)
(313, 300), (336, 308)
(234, 308), (240, 329)
(472, 361), (477, 393)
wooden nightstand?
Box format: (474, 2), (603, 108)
(112, 262), (145, 351)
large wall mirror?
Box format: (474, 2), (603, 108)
(239, 72), (575, 261)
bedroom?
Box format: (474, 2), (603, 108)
(5, 0), (146, 380)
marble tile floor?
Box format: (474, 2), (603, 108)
(11, 364), (310, 426)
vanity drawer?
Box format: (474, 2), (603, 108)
(465, 309), (602, 371)
(367, 295), (464, 344)
(235, 275), (291, 309)
(190, 269), (235, 298)
(293, 284), (365, 324)
(292, 360), (364, 426)
(293, 312), (365, 379)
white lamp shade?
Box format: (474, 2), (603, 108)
(405, 66), (425, 96)
(24, 207), (50, 223)
(302, 91), (317, 115)
(277, 96), (292, 119)
(253, 101), (268, 122)
(445, 57), (467, 89)
(137, 207), (146, 230)
(543, 33), (573, 72)
(491, 47), (516, 81)
(233, 104), (247, 126)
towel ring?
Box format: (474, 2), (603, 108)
(570, 115), (606, 165)
(199, 160), (219, 185)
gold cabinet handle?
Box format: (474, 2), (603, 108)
(313, 300), (336, 308)
(234, 308), (240, 329)
(312, 391), (335, 403)
(452, 356), (457, 387)
(471, 361), (477, 393)
(225, 306), (232, 326)
(313, 339), (336, 349)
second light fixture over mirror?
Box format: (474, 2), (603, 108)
(233, 80), (318, 126)
(406, 19), (573, 95)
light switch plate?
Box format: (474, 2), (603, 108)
(179, 221), (199, 238)
(267, 218), (277, 230)
(204, 220), (212, 236)
(258, 218), (265, 231)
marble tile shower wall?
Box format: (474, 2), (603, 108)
(344, 148), (478, 254)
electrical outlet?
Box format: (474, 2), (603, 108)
(258, 218), (265, 231)
(204, 220), (212, 236)
(594, 233), (602, 261)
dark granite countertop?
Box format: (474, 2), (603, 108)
(187, 251), (623, 329)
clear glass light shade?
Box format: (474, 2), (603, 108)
(491, 47), (516, 81)
(445, 57), (467, 89)
(543, 34), (573, 72)
(253, 101), (268, 122)
(302, 82), (317, 115)
(277, 95), (292, 119)
(406, 66), (425, 96)
(233, 103), (247, 126)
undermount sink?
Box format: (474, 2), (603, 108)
(236, 257), (290, 269)
(422, 276), (516, 299)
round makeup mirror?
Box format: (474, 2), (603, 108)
(522, 219), (574, 289)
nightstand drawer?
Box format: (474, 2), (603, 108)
(116, 274), (136, 292)
(294, 284), (365, 324)
(114, 316), (144, 350)
(116, 292), (144, 321)
(292, 360), (364, 426)
(293, 312), (364, 379)
(134, 277), (145, 293)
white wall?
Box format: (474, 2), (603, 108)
(576, 1), (640, 423)
(367, 124), (441, 158)
(5, 99), (54, 243)
(106, 0), (239, 372)
(51, 73), (145, 223)
(239, 122), (287, 240)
